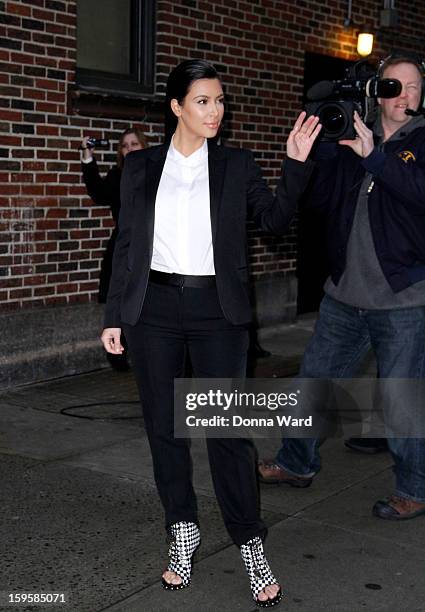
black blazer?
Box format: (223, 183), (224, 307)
(81, 159), (121, 223)
(104, 140), (313, 328)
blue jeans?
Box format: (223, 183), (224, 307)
(276, 295), (425, 502)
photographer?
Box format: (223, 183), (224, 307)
(81, 127), (147, 369)
(259, 56), (425, 521)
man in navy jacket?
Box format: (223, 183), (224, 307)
(260, 56), (425, 520)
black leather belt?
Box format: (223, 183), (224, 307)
(149, 269), (216, 288)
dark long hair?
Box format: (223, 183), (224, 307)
(164, 59), (220, 140)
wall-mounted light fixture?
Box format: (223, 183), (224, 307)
(344, 0), (375, 57)
(357, 31), (374, 57)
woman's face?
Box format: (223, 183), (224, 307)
(172, 78), (224, 139)
(121, 133), (143, 157)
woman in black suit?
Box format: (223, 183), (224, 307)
(101, 60), (320, 607)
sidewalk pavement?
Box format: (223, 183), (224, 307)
(1, 318), (424, 612)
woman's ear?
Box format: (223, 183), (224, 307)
(170, 98), (181, 118)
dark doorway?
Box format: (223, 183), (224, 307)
(297, 52), (355, 314)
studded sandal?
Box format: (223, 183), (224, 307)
(162, 521), (201, 590)
(240, 536), (282, 607)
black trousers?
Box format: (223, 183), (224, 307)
(123, 280), (267, 546)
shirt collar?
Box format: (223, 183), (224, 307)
(168, 136), (208, 167)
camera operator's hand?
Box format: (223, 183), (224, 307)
(80, 136), (94, 161)
(339, 111), (374, 158)
(287, 112), (322, 162)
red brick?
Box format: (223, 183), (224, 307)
(35, 242), (56, 252)
(46, 207), (64, 217)
(46, 23), (67, 35)
(7, 2), (32, 16)
(22, 161), (45, 171)
(11, 265), (36, 276)
(11, 172), (34, 183)
(21, 185), (44, 195)
(0, 277), (23, 288)
(35, 173), (57, 183)
(33, 286), (53, 296)
(37, 126), (59, 136)
(56, 13), (76, 26)
(45, 185), (67, 195)
(37, 150), (59, 159)
(78, 281), (98, 292)
(37, 219), (58, 230)
(32, 9), (56, 22)
(35, 78), (58, 91)
(0, 135), (21, 146)
(1, 184), (20, 194)
(56, 282), (78, 293)
(11, 52), (34, 64)
(23, 88), (45, 100)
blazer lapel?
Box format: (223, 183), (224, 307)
(144, 144), (167, 214)
(143, 145), (167, 259)
(208, 140), (227, 245)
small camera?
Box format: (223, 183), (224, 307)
(86, 137), (110, 149)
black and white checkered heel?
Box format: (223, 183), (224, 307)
(240, 536), (282, 607)
(162, 521), (201, 590)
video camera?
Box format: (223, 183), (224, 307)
(305, 61), (402, 141)
(78, 137), (110, 151)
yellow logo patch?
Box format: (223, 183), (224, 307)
(398, 150), (416, 163)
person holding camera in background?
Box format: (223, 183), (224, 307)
(259, 55), (425, 521)
(80, 127), (147, 370)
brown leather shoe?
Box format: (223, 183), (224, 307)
(373, 495), (425, 520)
(258, 461), (313, 488)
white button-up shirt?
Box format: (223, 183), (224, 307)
(151, 137), (215, 275)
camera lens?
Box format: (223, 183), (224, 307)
(319, 104), (348, 138)
(305, 100), (356, 141)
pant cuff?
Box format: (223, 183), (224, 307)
(165, 516), (199, 532)
(235, 525), (268, 548)
(275, 458), (316, 479)
(394, 489), (425, 504)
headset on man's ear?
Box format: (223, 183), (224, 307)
(377, 52), (425, 111)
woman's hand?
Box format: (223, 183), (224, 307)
(286, 112), (322, 162)
(80, 136), (93, 161)
(339, 111), (374, 158)
(101, 327), (124, 354)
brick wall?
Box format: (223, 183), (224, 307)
(0, 0), (424, 313)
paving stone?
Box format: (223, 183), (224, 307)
(0, 455), (283, 612)
(0, 402), (142, 461)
